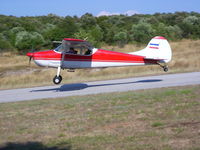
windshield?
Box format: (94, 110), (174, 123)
(54, 44), (64, 52)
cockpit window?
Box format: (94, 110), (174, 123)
(72, 46), (92, 55)
(54, 40), (93, 55)
(54, 44), (64, 52)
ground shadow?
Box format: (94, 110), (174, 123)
(32, 83), (88, 92)
(0, 141), (71, 150)
(31, 79), (162, 92)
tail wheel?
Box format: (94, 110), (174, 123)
(53, 75), (62, 84)
(163, 66), (168, 72)
(157, 62), (169, 72)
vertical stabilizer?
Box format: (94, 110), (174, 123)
(130, 36), (172, 63)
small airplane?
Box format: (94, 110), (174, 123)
(27, 36), (172, 84)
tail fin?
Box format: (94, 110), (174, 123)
(130, 36), (172, 63)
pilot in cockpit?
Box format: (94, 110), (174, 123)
(84, 49), (91, 55)
(69, 47), (77, 54)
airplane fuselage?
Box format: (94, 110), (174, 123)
(30, 48), (157, 69)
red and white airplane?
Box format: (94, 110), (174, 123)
(27, 36), (172, 84)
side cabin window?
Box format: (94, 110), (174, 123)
(54, 41), (93, 56)
(68, 46), (92, 55)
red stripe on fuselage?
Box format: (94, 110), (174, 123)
(63, 49), (145, 63)
(33, 49), (153, 64)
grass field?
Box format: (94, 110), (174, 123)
(0, 85), (200, 150)
(0, 39), (200, 89)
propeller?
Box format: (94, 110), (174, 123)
(26, 52), (34, 66)
(27, 45), (37, 66)
(29, 56), (32, 66)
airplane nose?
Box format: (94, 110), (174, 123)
(26, 52), (34, 57)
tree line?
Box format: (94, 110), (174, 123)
(0, 11), (200, 53)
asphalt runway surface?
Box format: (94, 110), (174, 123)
(0, 72), (200, 103)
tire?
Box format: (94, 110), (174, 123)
(163, 67), (168, 72)
(53, 75), (62, 84)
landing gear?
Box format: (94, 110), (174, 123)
(157, 62), (169, 72)
(53, 66), (62, 84)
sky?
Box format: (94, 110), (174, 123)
(0, 0), (200, 17)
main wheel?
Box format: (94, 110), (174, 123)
(163, 67), (168, 72)
(53, 75), (62, 84)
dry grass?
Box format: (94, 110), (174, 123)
(0, 85), (199, 149)
(0, 39), (200, 89)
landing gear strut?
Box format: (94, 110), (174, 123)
(53, 66), (63, 84)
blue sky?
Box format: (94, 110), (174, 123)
(0, 0), (200, 17)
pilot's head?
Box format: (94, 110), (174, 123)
(70, 47), (74, 50)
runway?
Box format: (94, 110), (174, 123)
(0, 72), (200, 103)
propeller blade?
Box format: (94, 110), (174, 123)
(27, 52), (34, 66)
(29, 56), (32, 66)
